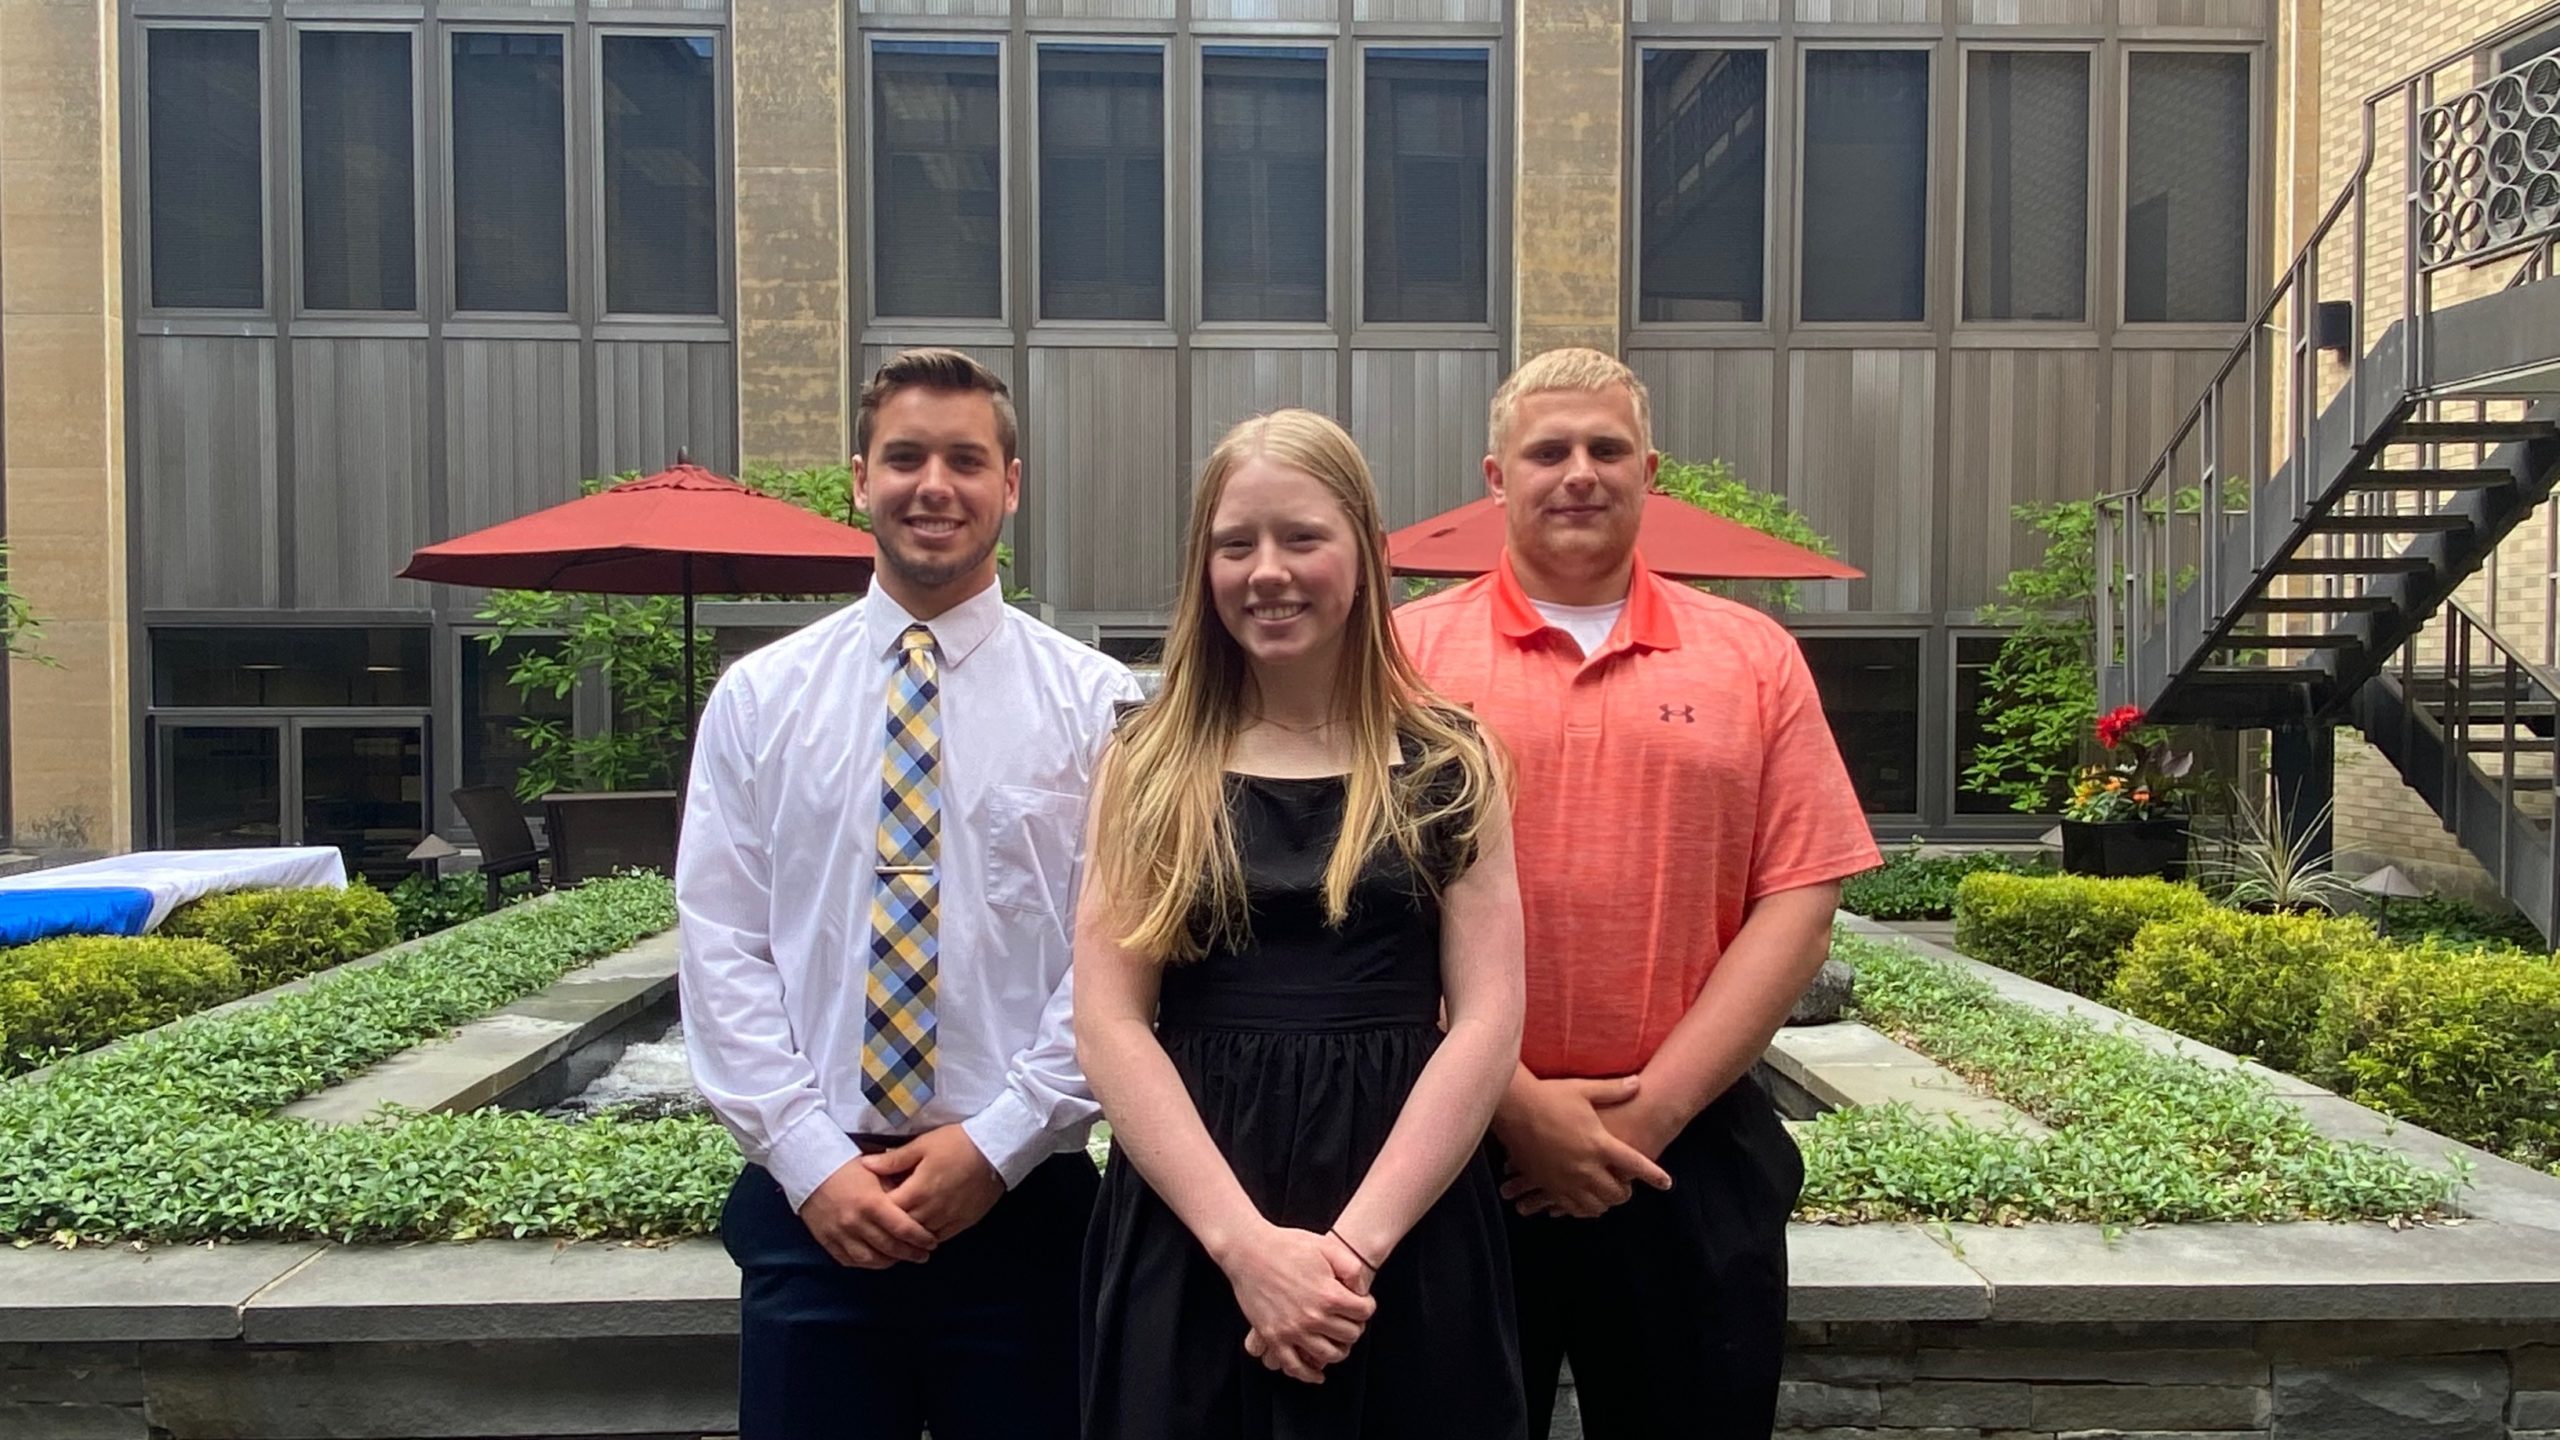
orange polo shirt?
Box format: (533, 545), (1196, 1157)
(1396, 552), (1880, 1079)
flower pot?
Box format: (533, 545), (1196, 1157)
(2059, 816), (2190, 880)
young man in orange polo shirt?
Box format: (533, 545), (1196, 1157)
(1396, 348), (1879, 1438)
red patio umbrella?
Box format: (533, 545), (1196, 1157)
(1386, 492), (1865, 583)
(399, 458), (876, 736)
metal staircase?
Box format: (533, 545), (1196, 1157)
(2100, 13), (2560, 933)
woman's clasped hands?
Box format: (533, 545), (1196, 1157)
(1217, 1222), (1379, 1385)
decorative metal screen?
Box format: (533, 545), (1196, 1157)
(2420, 54), (2560, 271)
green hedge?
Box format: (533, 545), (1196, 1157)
(2107, 908), (2383, 1075)
(1841, 845), (2049, 921)
(0, 936), (241, 1072)
(1798, 934), (2455, 1225)
(387, 872), (538, 942)
(1951, 871), (2212, 995)
(161, 884), (400, 991)
(2315, 941), (2560, 1166)
(0, 876), (720, 1243)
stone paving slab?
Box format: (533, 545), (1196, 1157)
(1936, 1220), (2560, 1323)
(241, 1238), (737, 1343)
(1788, 1225), (1991, 1322)
(1766, 1022), (2051, 1137)
(0, 1243), (322, 1342)
(281, 932), (679, 1125)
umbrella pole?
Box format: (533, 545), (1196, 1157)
(682, 559), (699, 741)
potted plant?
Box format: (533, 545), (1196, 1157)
(2059, 706), (2197, 879)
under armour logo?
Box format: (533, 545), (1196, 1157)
(1659, 704), (1695, 724)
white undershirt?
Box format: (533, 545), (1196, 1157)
(1529, 598), (1628, 658)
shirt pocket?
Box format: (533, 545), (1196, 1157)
(984, 784), (1087, 921)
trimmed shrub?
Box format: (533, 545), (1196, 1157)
(162, 884), (399, 991)
(387, 871), (536, 942)
(2312, 940), (2560, 1168)
(2107, 909), (2385, 1075)
(1842, 844), (2050, 921)
(0, 935), (241, 1071)
(1952, 871), (2212, 996)
(2374, 893), (2547, 952)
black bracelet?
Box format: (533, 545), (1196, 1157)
(1328, 1228), (1381, 1274)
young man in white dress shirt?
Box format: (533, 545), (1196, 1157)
(679, 348), (1141, 1440)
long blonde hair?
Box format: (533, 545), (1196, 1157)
(1095, 409), (1503, 962)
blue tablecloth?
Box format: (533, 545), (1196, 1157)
(0, 887), (157, 947)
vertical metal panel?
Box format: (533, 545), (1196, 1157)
(1026, 0), (1177, 18)
(2110, 348), (2226, 500)
(1188, 349), (1338, 474)
(1630, 0), (1784, 19)
(857, 0), (1010, 17)
(1348, 350), (1504, 530)
(1192, 0), (1338, 21)
(1028, 347), (1180, 614)
(1785, 349), (1936, 615)
(596, 341), (738, 476)
(1945, 349), (2101, 613)
(1796, 0), (1941, 22)
(1352, 0), (1501, 22)
(1630, 349), (1778, 488)
(292, 338), (433, 611)
(445, 339), (585, 535)
(138, 335), (282, 610)
(2119, 0), (2266, 29)
(1956, 0), (2105, 23)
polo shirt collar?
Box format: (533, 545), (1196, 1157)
(864, 575), (1004, 669)
(1489, 549), (1682, 654)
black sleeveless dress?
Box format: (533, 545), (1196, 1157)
(1081, 770), (1528, 1440)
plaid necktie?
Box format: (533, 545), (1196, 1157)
(862, 623), (940, 1121)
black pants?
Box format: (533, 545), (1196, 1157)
(1506, 1077), (1802, 1440)
(723, 1152), (1099, 1440)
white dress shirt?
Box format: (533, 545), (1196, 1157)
(677, 579), (1141, 1209)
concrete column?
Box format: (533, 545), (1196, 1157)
(0, 0), (133, 855)
(1510, 0), (1625, 361)
(731, 0), (853, 468)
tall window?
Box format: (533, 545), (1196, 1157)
(1801, 50), (1929, 324)
(300, 31), (415, 313)
(1638, 48), (1767, 324)
(1964, 51), (2088, 323)
(1363, 47), (1489, 325)
(451, 32), (568, 313)
(1798, 635), (1921, 815)
(1038, 44), (1165, 323)
(149, 28), (264, 310)
(603, 35), (720, 316)
(873, 40), (1004, 320)
(1201, 46), (1327, 324)
(2125, 52), (2250, 324)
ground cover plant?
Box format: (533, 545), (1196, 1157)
(1840, 841), (2049, 921)
(0, 875), (733, 1243)
(1798, 934), (2460, 1224)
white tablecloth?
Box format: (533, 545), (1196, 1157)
(0, 847), (348, 932)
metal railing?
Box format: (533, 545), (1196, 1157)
(2392, 596), (2560, 921)
(2097, 6), (2560, 714)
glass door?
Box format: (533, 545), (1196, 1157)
(294, 720), (428, 887)
(157, 722), (289, 850)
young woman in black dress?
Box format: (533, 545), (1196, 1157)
(1076, 408), (1530, 1440)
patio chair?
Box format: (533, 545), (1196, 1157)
(449, 785), (552, 912)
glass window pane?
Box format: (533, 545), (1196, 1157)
(149, 28), (264, 310)
(300, 31), (416, 313)
(461, 636), (572, 808)
(874, 40), (1004, 319)
(451, 32), (568, 313)
(163, 726), (284, 849)
(1964, 51), (2088, 323)
(1202, 46), (1327, 324)
(152, 627), (430, 709)
(1364, 47), (1489, 325)
(1954, 634), (2068, 814)
(2500, 26), (2560, 73)
(1639, 48), (1766, 324)
(2125, 52), (2250, 324)
(1798, 635), (1921, 816)
(1038, 44), (1165, 322)
(302, 724), (426, 887)
(604, 35), (720, 316)
(1801, 50), (1929, 324)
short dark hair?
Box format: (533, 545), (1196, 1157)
(855, 348), (1018, 464)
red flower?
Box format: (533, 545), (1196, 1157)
(2095, 705), (2145, 750)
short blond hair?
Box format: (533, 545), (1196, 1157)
(1486, 347), (1653, 456)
